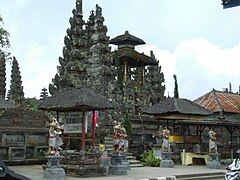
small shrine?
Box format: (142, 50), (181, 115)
(39, 87), (114, 177)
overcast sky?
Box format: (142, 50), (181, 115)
(0, 0), (240, 100)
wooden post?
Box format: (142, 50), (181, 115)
(81, 111), (85, 150)
(198, 125), (206, 149)
(225, 126), (237, 161)
(182, 124), (186, 150)
(92, 111), (96, 149)
(56, 111), (59, 121)
(142, 66), (145, 85)
(124, 61), (127, 81)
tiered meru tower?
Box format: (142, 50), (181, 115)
(49, 0), (114, 100)
(110, 31), (165, 115)
(49, 0), (165, 119)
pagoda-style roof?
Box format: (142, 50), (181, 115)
(39, 87), (114, 112)
(0, 97), (15, 109)
(194, 89), (240, 114)
(111, 47), (157, 67)
(143, 97), (213, 116)
(110, 31), (145, 46)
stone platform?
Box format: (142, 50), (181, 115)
(9, 164), (227, 180)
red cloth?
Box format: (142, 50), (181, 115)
(92, 111), (99, 127)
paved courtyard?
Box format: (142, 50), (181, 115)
(9, 164), (228, 180)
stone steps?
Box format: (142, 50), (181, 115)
(103, 135), (144, 168)
(126, 152), (144, 167)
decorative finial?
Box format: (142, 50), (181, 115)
(95, 4), (102, 17)
(76, 0), (83, 15)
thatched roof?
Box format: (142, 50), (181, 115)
(0, 97), (15, 109)
(39, 88), (114, 112)
(111, 48), (157, 67)
(143, 97), (213, 116)
(110, 31), (146, 46)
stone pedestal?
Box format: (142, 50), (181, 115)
(154, 146), (162, 159)
(207, 153), (221, 169)
(122, 154), (131, 171)
(100, 156), (110, 174)
(43, 156), (65, 180)
(108, 154), (129, 175)
(160, 152), (174, 168)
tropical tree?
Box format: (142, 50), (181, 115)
(0, 15), (10, 98)
(0, 15), (10, 57)
(173, 74), (179, 98)
(40, 87), (49, 101)
(9, 57), (24, 105)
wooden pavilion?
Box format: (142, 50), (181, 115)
(39, 87), (114, 176)
(39, 87), (114, 151)
(142, 97), (240, 161)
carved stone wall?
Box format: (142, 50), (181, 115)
(0, 109), (48, 163)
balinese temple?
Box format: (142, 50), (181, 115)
(48, 0), (166, 159)
(48, 0), (166, 121)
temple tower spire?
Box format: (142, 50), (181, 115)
(76, 0), (83, 15)
(49, 0), (88, 95)
(0, 54), (6, 99)
(9, 56), (24, 105)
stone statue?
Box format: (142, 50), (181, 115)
(152, 126), (163, 145)
(162, 127), (171, 152)
(208, 129), (217, 153)
(48, 119), (63, 156)
(112, 121), (128, 155)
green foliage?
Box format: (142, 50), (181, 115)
(0, 15), (10, 57)
(29, 104), (39, 111)
(140, 148), (160, 167)
(173, 74), (179, 98)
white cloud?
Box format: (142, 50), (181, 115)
(140, 38), (240, 100)
(15, 0), (32, 9)
(6, 32), (240, 100)
(2, 1), (240, 101)
(6, 30), (63, 99)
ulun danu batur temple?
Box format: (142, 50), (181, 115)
(48, 0), (165, 158)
